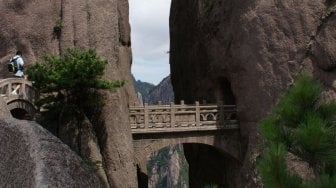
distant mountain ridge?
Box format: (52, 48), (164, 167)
(132, 75), (155, 99)
(133, 75), (174, 105)
(144, 75), (174, 105)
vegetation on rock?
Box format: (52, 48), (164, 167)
(53, 20), (63, 38)
(258, 74), (336, 187)
(27, 48), (124, 135)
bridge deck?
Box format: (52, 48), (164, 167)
(129, 102), (238, 134)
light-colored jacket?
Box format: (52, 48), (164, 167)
(13, 55), (24, 77)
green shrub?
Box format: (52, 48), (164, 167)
(83, 157), (103, 172)
(53, 20), (63, 38)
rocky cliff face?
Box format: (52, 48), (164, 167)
(170, 0), (336, 187)
(0, 1), (137, 187)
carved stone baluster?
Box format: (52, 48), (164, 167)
(144, 103), (149, 129)
(170, 102), (175, 127)
(195, 101), (200, 127)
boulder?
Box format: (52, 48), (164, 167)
(0, 118), (101, 187)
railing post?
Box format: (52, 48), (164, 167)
(144, 103), (149, 129)
(195, 101), (200, 127)
(21, 82), (26, 99)
(170, 102), (175, 127)
(180, 100), (184, 105)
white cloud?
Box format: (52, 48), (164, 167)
(129, 0), (171, 84)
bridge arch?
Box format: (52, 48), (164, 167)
(7, 99), (36, 119)
(133, 129), (241, 175)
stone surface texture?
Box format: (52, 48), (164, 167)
(0, 1), (138, 187)
(58, 109), (110, 187)
(286, 152), (315, 182)
(0, 118), (101, 187)
(170, 0), (336, 187)
(0, 96), (11, 119)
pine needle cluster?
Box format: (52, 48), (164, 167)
(258, 74), (336, 187)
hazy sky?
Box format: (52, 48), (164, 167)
(129, 0), (171, 85)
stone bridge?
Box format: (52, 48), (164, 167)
(129, 102), (240, 173)
(0, 78), (241, 176)
(0, 78), (38, 119)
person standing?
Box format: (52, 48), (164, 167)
(12, 50), (25, 77)
(11, 50), (25, 95)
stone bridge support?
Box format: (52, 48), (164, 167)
(133, 129), (241, 174)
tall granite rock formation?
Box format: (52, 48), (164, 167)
(0, 1), (137, 187)
(170, 0), (336, 187)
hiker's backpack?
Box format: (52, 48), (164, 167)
(7, 56), (20, 73)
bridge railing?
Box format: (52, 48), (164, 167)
(129, 101), (238, 134)
(0, 78), (38, 105)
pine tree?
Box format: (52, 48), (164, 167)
(258, 74), (336, 187)
(27, 48), (124, 134)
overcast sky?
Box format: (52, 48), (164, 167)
(129, 0), (171, 85)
